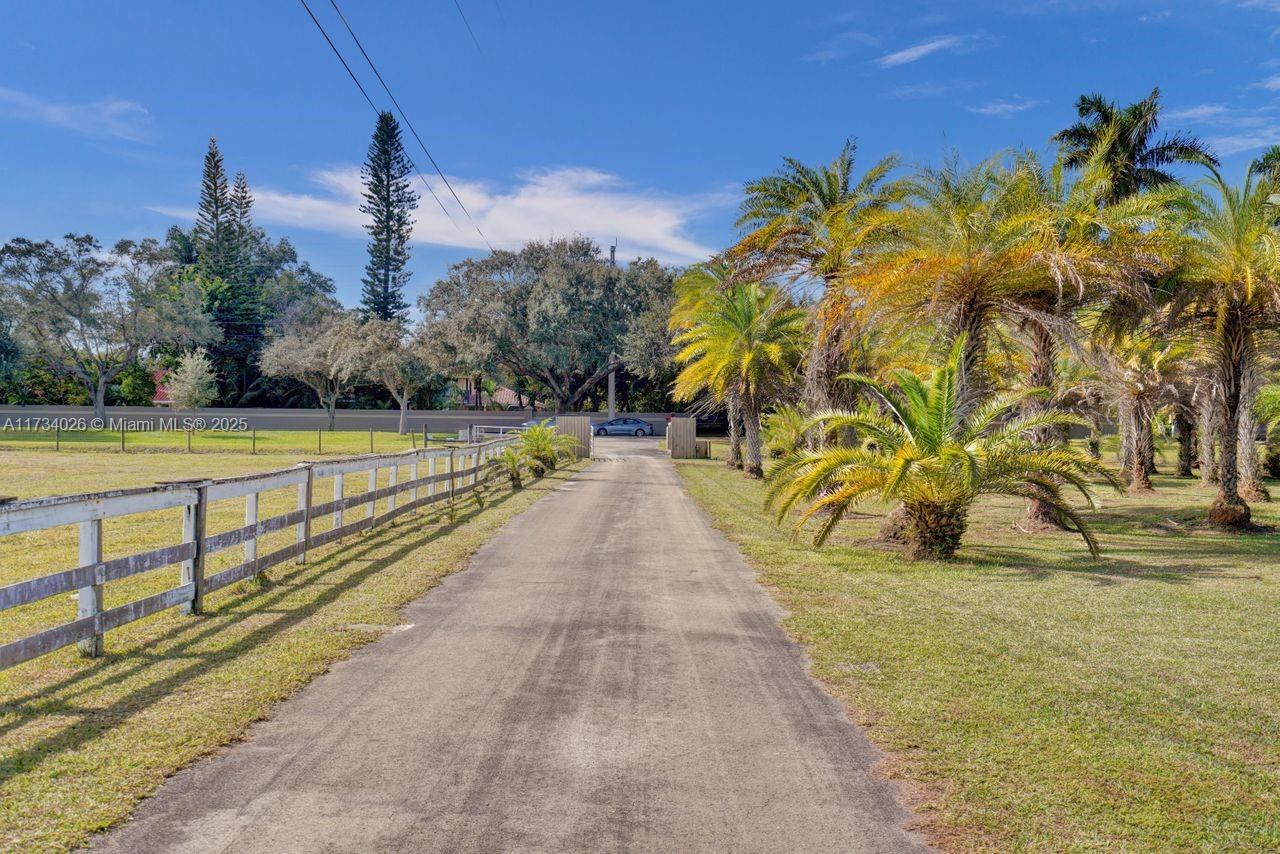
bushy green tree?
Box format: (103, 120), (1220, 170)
(423, 237), (674, 411)
(0, 234), (217, 420)
(168, 348), (219, 411)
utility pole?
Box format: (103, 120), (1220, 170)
(608, 239), (618, 420)
(608, 351), (617, 420)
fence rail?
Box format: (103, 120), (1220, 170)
(0, 437), (516, 672)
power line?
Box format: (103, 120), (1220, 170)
(453, 0), (483, 52)
(296, 0), (460, 230)
(326, 0), (495, 252)
(297, 0), (377, 111)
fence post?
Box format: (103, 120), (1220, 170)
(76, 518), (104, 656)
(332, 471), (345, 533)
(317, 429), (322, 455)
(369, 428), (374, 454)
(449, 449), (456, 501)
(251, 427), (257, 455)
(422, 424), (429, 447)
(388, 462), (398, 515)
(244, 491), (259, 577)
(295, 464), (313, 564)
(366, 466), (378, 524)
(119, 422), (125, 452)
(55, 424), (60, 451)
(410, 454), (419, 505)
(181, 485), (208, 614)
(427, 455), (436, 504)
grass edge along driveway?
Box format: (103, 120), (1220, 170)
(0, 463), (582, 853)
(675, 456), (1280, 852)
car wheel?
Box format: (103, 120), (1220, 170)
(634, 428), (645, 437)
(596, 428), (606, 436)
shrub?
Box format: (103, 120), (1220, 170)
(519, 422), (578, 476)
(766, 342), (1121, 560)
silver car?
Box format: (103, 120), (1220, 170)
(593, 417), (653, 437)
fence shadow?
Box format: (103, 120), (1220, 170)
(0, 483), (526, 784)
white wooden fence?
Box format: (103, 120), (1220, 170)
(0, 437), (516, 671)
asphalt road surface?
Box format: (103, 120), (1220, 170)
(93, 437), (925, 853)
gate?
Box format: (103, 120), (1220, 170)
(555, 415), (593, 459)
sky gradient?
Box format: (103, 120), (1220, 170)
(3, 0), (1279, 306)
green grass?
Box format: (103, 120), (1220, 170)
(0, 428), (459, 456)
(676, 444), (1280, 852)
(0, 448), (577, 852)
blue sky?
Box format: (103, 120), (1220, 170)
(3, 0), (1279, 307)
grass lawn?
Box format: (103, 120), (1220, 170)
(0, 448), (577, 852)
(676, 444), (1280, 852)
(0, 428), (461, 456)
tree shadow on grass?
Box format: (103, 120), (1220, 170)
(0, 484), (527, 783)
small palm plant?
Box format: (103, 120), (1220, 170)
(766, 342), (1121, 560)
(496, 446), (527, 489)
(519, 421), (579, 476)
(763, 404), (807, 459)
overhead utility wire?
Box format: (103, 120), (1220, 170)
(452, 0), (484, 53)
(326, 0), (494, 251)
(297, 0), (458, 226)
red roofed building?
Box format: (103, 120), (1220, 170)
(152, 368), (173, 406)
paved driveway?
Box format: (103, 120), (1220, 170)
(93, 437), (925, 853)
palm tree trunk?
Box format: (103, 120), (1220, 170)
(1239, 377), (1270, 502)
(726, 396), (743, 469)
(1208, 305), (1251, 528)
(904, 502), (969, 560)
(1174, 408), (1195, 477)
(1198, 386), (1220, 487)
(741, 396), (764, 478)
(1128, 404), (1155, 494)
(1086, 411), (1102, 460)
(1021, 319), (1066, 528)
(953, 303), (989, 421)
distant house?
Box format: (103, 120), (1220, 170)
(455, 377), (543, 411)
(152, 368), (173, 407)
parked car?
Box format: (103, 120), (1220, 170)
(695, 412), (728, 434)
(593, 417), (653, 437)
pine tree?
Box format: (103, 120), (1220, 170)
(194, 138), (235, 281)
(229, 171), (255, 283)
(192, 141), (265, 404)
(359, 112), (417, 322)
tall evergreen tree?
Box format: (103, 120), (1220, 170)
(229, 171), (255, 283)
(360, 112), (417, 322)
(192, 141), (265, 404)
(194, 138), (235, 280)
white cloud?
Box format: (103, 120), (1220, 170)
(1207, 128), (1280, 155)
(1165, 104), (1233, 122)
(886, 78), (981, 99)
(967, 98), (1040, 117)
(0, 87), (150, 141)
(1256, 74), (1280, 90)
(802, 31), (878, 63)
(875, 34), (985, 68)
(155, 167), (720, 264)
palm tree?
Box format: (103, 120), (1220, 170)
(1008, 149), (1180, 521)
(1179, 164), (1280, 528)
(670, 261), (745, 467)
(732, 141), (901, 410)
(766, 341), (1120, 559)
(673, 283), (805, 477)
(1077, 329), (1192, 494)
(1052, 87), (1218, 203)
